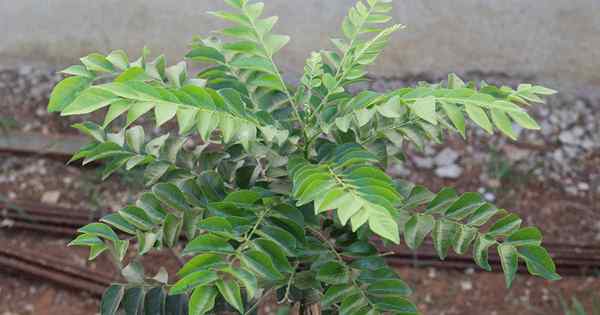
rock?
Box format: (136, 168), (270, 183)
(41, 190), (61, 204)
(502, 145), (530, 162)
(459, 280), (473, 291)
(559, 127), (585, 146)
(435, 164), (463, 179)
(581, 139), (595, 150)
(577, 182), (589, 191)
(389, 163), (410, 177)
(427, 268), (437, 278)
(565, 186), (579, 195)
(413, 156), (434, 169)
(484, 192), (496, 202)
(434, 148), (459, 166)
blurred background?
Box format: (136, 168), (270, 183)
(0, 1), (599, 314)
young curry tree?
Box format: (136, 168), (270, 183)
(48, 0), (560, 314)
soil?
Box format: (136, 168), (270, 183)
(0, 67), (599, 314)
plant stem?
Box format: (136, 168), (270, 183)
(307, 226), (375, 310)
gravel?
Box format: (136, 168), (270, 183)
(435, 164), (463, 179)
(434, 148), (459, 166)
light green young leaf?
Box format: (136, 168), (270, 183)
(441, 101), (466, 137)
(61, 87), (119, 116)
(81, 53), (115, 73)
(464, 104), (493, 133)
(48, 76), (91, 112)
(408, 96), (437, 125)
(106, 50), (130, 70)
(264, 34), (290, 56)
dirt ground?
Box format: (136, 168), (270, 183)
(0, 67), (599, 314)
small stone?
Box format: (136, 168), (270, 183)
(565, 186), (578, 195)
(582, 139), (595, 150)
(484, 192), (496, 202)
(35, 107), (46, 116)
(389, 163), (410, 177)
(62, 177), (73, 185)
(577, 182), (589, 191)
(413, 156), (434, 169)
(487, 179), (501, 188)
(435, 164), (463, 179)
(41, 190), (61, 204)
(459, 280), (473, 291)
(559, 127), (585, 146)
(434, 148), (459, 166)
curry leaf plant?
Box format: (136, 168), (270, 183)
(49, 0), (559, 314)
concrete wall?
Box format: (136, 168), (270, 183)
(1, 0), (599, 95)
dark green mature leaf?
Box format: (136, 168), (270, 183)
(487, 213), (522, 237)
(517, 245), (560, 280)
(170, 270), (219, 295)
(153, 183), (190, 212)
(256, 225), (297, 256)
(163, 213), (182, 248)
(444, 192), (484, 220)
(68, 234), (104, 247)
(431, 219), (458, 259)
(178, 254), (227, 277)
(189, 286), (217, 315)
(119, 206), (154, 231)
(372, 295), (418, 314)
(316, 261), (349, 285)
(121, 287), (144, 315)
(239, 250), (283, 281)
(473, 235), (496, 271)
(144, 287), (166, 315)
(101, 285), (125, 315)
(165, 294), (188, 315)
(137, 193), (168, 223)
(215, 279), (244, 313)
(404, 214), (434, 249)
(322, 284), (357, 307)
(367, 279), (412, 296)
(253, 238), (293, 273)
(182, 234), (234, 255)
(498, 244), (518, 288)
(78, 223), (119, 242)
(223, 267), (258, 300)
(505, 227), (543, 246)
(197, 217), (234, 236)
(101, 213), (137, 235)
